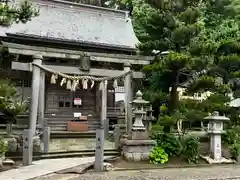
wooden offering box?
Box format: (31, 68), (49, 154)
(67, 116), (88, 132)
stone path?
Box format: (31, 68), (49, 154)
(34, 165), (240, 180)
(0, 157), (110, 180)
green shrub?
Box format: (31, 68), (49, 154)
(182, 135), (200, 164)
(229, 143), (240, 160)
(222, 126), (240, 159)
(222, 126), (240, 145)
(149, 146), (168, 164)
(0, 137), (8, 156)
(151, 133), (182, 157)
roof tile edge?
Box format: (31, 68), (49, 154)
(34, 0), (129, 18)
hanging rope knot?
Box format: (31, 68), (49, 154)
(113, 79), (118, 88)
(50, 74), (57, 84)
(66, 80), (72, 90)
(60, 78), (66, 86)
(99, 81), (103, 90)
(71, 80), (79, 91)
(90, 79), (95, 89)
(82, 79), (88, 89)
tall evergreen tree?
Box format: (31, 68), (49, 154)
(188, 0), (240, 96)
(132, 0), (204, 113)
(129, 0), (240, 129)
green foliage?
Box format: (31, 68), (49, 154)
(104, 0), (132, 9)
(134, 0), (240, 131)
(151, 133), (182, 157)
(188, 76), (217, 92)
(143, 90), (169, 117)
(0, 137), (8, 155)
(0, 79), (16, 98)
(222, 126), (240, 145)
(132, 0), (205, 115)
(151, 133), (200, 164)
(200, 93), (231, 114)
(181, 135), (200, 163)
(222, 126), (240, 159)
(149, 146), (168, 164)
(229, 143), (240, 160)
(0, 79), (28, 122)
(0, 0), (39, 27)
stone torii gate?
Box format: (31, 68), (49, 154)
(19, 55), (134, 166)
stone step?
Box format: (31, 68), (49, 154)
(47, 120), (100, 124)
(48, 123), (100, 129)
(46, 113), (101, 133)
(50, 131), (97, 138)
(49, 127), (100, 133)
(45, 117), (97, 121)
(44, 111), (96, 117)
(7, 149), (119, 160)
(47, 120), (100, 131)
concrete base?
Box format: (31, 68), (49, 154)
(17, 135), (42, 153)
(200, 155), (235, 164)
(122, 139), (155, 162)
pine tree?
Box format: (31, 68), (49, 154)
(130, 0), (240, 130)
(188, 0), (240, 96)
(132, 0), (204, 114)
(0, 0), (39, 27)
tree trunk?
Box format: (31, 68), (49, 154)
(169, 70), (180, 114)
(163, 70), (180, 133)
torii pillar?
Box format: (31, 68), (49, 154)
(124, 63), (133, 137)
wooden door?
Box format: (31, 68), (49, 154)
(58, 92), (73, 112)
(45, 79), (97, 116)
(46, 91), (59, 112)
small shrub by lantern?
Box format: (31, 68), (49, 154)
(149, 146), (168, 164)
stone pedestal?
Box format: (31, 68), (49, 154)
(33, 136), (42, 153)
(122, 90), (155, 161)
(5, 137), (17, 152)
(17, 135), (42, 153)
(210, 133), (221, 160)
(132, 129), (148, 140)
(122, 139), (155, 161)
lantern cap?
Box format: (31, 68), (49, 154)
(204, 111), (230, 121)
(131, 90), (149, 104)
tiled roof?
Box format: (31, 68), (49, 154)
(1, 0), (139, 50)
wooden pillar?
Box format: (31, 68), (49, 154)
(38, 70), (45, 129)
(96, 83), (101, 117)
(95, 81), (107, 171)
(124, 63), (132, 136)
(101, 81), (107, 127)
(29, 55), (42, 135)
(95, 128), (104, 171)
(22, 129), (33, 166)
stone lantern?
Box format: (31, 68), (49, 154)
(122, 90), (155, 161)
(131, 90), (149, 139)
(204, 111), (229, 161)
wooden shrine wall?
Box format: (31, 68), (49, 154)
(45, 77), (97, 117)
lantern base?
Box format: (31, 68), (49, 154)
(131, 128), (148, 140)
(122, 139), (155, 162)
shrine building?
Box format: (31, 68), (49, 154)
(0, 0), (153, 133)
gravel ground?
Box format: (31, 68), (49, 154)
(33, 165), (240, 180)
